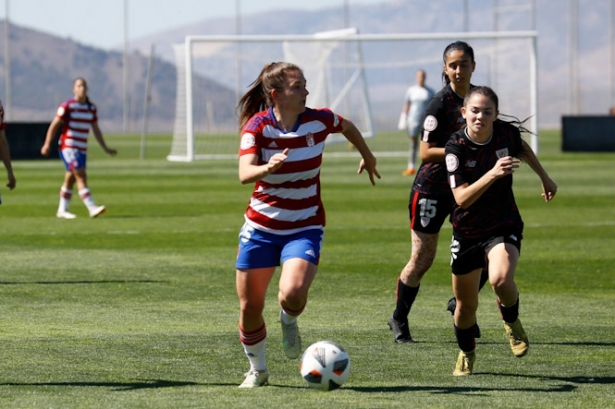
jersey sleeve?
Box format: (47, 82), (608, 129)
(56, 101), (69, 120)
(420, 96), (444, 143)
(239, 115), (264, 157)
(445, 138), (466, 189)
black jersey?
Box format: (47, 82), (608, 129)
(412, 84), (473, 196)
(445, 121), (524, 240)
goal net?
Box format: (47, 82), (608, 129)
(169, 30), (537, 161)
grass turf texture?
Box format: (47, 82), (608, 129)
(0, 130), (613, 408)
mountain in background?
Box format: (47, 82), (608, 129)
(130, 0), (614, 129)
(0, 21), (235, 133)
(0, 0), (612, 133)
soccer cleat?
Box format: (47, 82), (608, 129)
(453, 350), (476, 376)
(401, 168), (416, 176)
(238, 369), (269, 388)
(446, 297), (481, 338)
(56, 210), (77, 219)
(388, 314), (414, 344)
(504, 318), (529, 357)
(89, 205), (106, 218)
(280, 312), (302, 359)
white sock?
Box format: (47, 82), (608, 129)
(59, 187), (72, 212)
(280, 310), (298, 325)
(79, 188), (97, 210)
(243, 339), (267, 371)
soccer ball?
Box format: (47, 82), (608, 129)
(300, 341), (350, 391)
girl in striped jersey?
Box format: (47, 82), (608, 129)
(41, 78), (116, 218)
(235, 62), (380, 388)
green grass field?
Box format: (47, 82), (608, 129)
(0, 130), (613, 408)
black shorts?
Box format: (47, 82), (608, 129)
(408, 191), (452, 234)
(450, 230), (523, 276)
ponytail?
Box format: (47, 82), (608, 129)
(236, 62), (303, 130)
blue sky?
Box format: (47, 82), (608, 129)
(0, 0), (383, 50)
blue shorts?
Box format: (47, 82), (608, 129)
(235, 223), (324, 270)
(60, 148), (87, 171)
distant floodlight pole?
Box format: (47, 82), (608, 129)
(463, 0), (469, 31)
(235, 0), (242, 105)
(611, 0), (615, 108)
(569, 0), (579, 114)
(123, 0), (130, 133)
(4, 0), (11, 120)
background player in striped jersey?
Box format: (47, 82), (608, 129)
(388, 41), (488, 343)
(0, 99), (16, 196)
(398, 69), (434, 176)
(41, 78), (116, 219)
(445, 86), (557, 375)
(234, 62), (380, 388)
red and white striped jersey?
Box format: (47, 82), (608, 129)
(56, 98), (98, 152)
(239, 107), (345, 235)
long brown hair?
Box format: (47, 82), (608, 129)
(236, 62), (303, 130)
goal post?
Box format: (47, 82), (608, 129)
(169, 30), (538, 161)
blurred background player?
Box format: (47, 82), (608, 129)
(445, 86), (557, 375)
(388, 41), (488, 344)
(0, 99), (16, 196)
(235, 62), (379, 388)
(398, 69), (434, 176)
(41, 78), (117, 219)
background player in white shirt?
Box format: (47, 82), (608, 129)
(398, 69), (435, 176)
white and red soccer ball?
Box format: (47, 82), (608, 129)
(300, 341), (350, 391)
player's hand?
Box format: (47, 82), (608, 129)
(358, 153), (381, 186)
(266, 148), (289, 174)
(6, 173), (15, 190)
(105, 147), (118, 156)
(541, 177), (557, 202)
(41, 144), (50, 156)
(490, 156), (519, 179)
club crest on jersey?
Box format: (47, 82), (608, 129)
(423, 115), (437, 132)
(445, 154), (459, 172)
(306, 132), (315, 147)
(496, 148), (509, 158)
(240, 133), (256, 150)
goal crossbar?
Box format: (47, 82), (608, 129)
(171, 30), (539, 161)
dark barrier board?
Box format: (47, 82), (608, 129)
(5, 122), (59, 160)
(562, 116), (615, 152)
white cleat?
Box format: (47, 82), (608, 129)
(89, 205), (106, 218)
(56, 211), (77, 219)
(238, 370), (269, 388)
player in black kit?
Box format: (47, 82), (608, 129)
(388, 41), (488, 343)
(445, 86), (557, 376)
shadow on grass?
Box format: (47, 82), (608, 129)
(0, 379), (202, 391)
(0, 280), (169, 285)
(482, 372), (615, 385)
(348, 383), (576, 394)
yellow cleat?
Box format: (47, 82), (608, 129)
(453, 350), (476, 376)
(504, 318), (529, 357)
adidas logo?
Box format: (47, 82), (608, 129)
(268, 141), (278, 148)
(305, 249), (315, 257)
